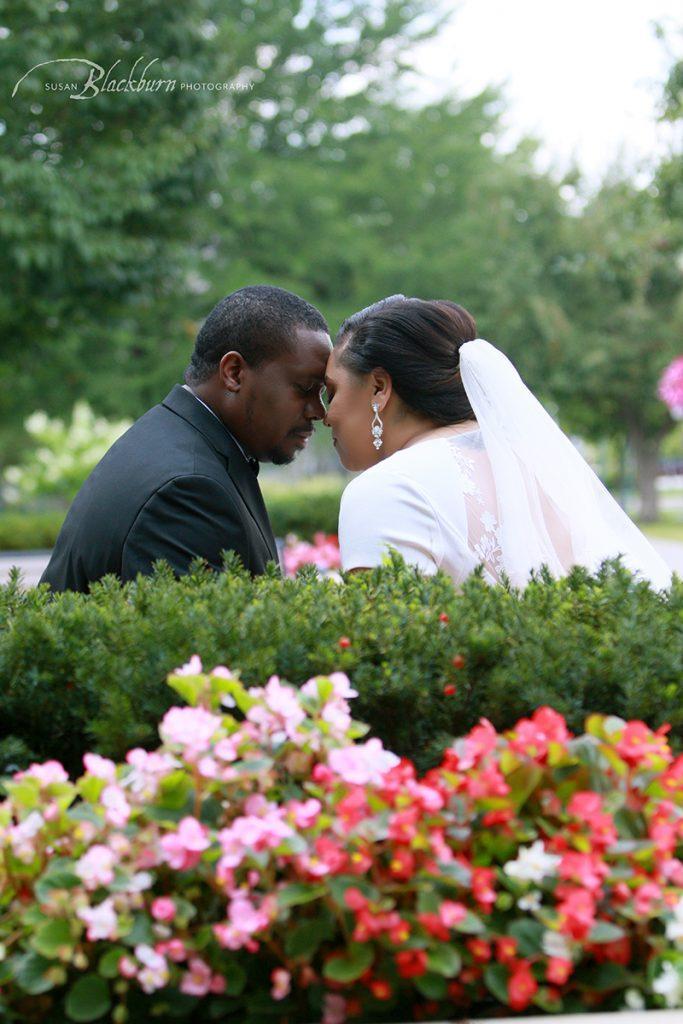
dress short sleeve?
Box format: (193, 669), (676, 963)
(338, 468), (443, 573)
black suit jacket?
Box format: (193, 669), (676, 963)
(40, 386), (279, 592)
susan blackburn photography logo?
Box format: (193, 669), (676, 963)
(12, 55), (253, 99)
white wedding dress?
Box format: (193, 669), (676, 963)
(338, 340), (672, 591)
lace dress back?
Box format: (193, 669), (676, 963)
(449, 429), (575, 585)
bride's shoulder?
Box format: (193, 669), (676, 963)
(340, 445), (439, 509)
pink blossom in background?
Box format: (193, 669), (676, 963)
(17, 760), (69, 786)
(77, 897), (119, 941)
(283, 532), (341, 575)
(159, 706), (223, 760)
(75, 845), (117, 890)
(101, 784), (131, 827)
(160, 816), (210, 870)
(83, 753), (118, 782)
(658, 356), (683, 418)
(271, 967), (291, 1000)
(328, 737), (400, 786)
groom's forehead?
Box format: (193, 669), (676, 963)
(282, 327), (331, 377)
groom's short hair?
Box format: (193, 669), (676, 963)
(185, 285), (328, 384)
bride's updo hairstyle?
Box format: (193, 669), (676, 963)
(336, 295), (478, 425)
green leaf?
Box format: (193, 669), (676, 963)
(12, 950), (56, 995)
(508, 918), (545, 956)
(35, 869), (81, 903)
(579, 961), (630, 991)
(65, 973), (111, 1022)
(166, 673), (206, 705)
(484, 963), (509, 1005)
(323, 943), (374, 982)
(98, 946), (128, 979)
(32, 918), (74, 958)
(415, 973), (448, 999)
(453, 910), (485, 935)
(222, 962), (247, 996)
(587, 921), (625, 944)
(426, 944), (462, 977)
(277, 882), (327, 908)
(285, 916), (335, 959)
(121, 913), (155, 947)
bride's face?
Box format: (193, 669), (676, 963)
(323, 348), (382, 471)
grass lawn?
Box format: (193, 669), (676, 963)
(639, 516), (683, 543)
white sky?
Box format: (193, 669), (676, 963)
(411, 0), (682, 186)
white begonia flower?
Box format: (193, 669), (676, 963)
(542, 930), (572, 960)
(518, 890), (542, 912)
(624, 989), (645, 1010)
(665, 896), (683, 943)
(503, 840), (561, 884)
(653, 961), (683, 1008)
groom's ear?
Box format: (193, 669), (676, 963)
(219, 351), (247, 393)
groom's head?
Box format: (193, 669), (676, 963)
(186, 285), (331, 464)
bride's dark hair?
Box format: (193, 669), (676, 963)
(336, 295), (477, 425)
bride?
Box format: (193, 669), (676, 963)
(323, 295), (671, 590)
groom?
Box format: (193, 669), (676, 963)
(40, 285), (332, 592)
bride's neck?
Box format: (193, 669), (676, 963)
(396, 418), (478, 452)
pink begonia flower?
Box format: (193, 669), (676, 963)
(83, 752), (117, 782)
(558, 852), (609, 893)
(102, 784), (131, 827)
(159, 706), (223, 760)
(217, 811), (294, 868)
(247, 676), (306, 742)
(77, 897), (119, 941)
(406, 780), (445, 812)
(301, 671), (358, 703)
(174, 654), (203, 676)
(440, 900), (467, 927)
(450, 717), (498, 770)
(76, 845), (117, 890)
(214, 736), (239, 762)
(18, 760), (69, 786)
(289, 797), (322, 829)
(119, 956), (138, 979)
(180, 957), (213, 997)
(271, 967), (291, 1001)
(161, 938), (188, 962)
(160, 816), (210, 870)
(616, 721), (671, 767)
(135, 944), (170, 994)
(322, 992), (347, 1024)
(213, 893), (270, 950)
(328, 737), (400, 786)
(151, 897), (176, 922)
(198, 756), (219, 778)
(125, 871), (153, 893)
(634, 881), (663, 916)
(211, 665), (234, 679)
(9, 811), (44, 863)
(124, 748), (178, 799)
(322, 701), (351, 733)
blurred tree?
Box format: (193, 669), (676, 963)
(546, 179), (682, 521)
(0, 0), (440, 453)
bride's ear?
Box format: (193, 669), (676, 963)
(370, 369), (391, 410)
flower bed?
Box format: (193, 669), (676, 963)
(2, 660), (683, 1022)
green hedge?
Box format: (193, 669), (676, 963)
(1, 555), (681, 778)
(0, 477), (345, 550)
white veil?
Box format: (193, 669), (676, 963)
(457, 339), (672, 590)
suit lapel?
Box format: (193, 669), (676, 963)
(161, 386), (279, 565)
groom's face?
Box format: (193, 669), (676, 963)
(242, 327), (332, 464)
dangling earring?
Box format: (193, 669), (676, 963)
(371, 402), (384, 450)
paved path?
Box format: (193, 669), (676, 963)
(1, 539), (682, 588)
